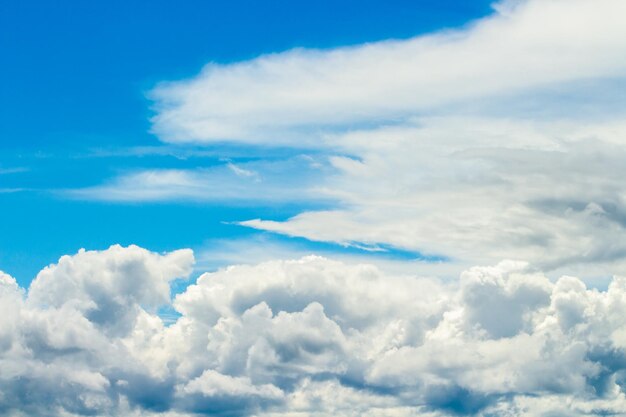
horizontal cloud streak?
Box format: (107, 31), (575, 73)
(66, 156), (330, 203)
(150, 0), (626, 144)
(3, 245), (626, 415)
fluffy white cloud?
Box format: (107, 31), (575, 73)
(4, 245), (626, 416)
(27, 244), (193, 336)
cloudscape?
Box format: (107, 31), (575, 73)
(2, 0), (626, 415)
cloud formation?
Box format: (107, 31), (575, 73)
(127, 0), (626, 275)
(9, 1), (626, 415)
(4, 245), (626, 416)
(150, 0), (626, 144)
(241, 118), (626, 274)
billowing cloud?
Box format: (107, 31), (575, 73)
(4, 245), (626, 416)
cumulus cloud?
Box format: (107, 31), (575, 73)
(4, 245), (626, 416)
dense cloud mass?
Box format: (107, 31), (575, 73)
(4, 245), (626, 416)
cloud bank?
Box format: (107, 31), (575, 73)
(4, 245), (626, 416)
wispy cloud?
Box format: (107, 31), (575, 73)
(226, 161), (260, 182)
(0, 166), (29, 175)
(65, 156), (332, 204)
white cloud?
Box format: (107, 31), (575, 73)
(226, 161), (260, 181)
(124, 0), (626, 275)
(240, 117), (626, 274)
(150, 0), (626, 145)
(4, 245), (626, 415)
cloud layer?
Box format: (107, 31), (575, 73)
(150, 0), (626, 144)
(4, 245), (626, 416)
(122, 0), (626, 275)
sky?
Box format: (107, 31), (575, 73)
(0, 0), (494, 284)
(3, 0), (626, 416)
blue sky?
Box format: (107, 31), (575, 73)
(0, 0), (494, 285)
